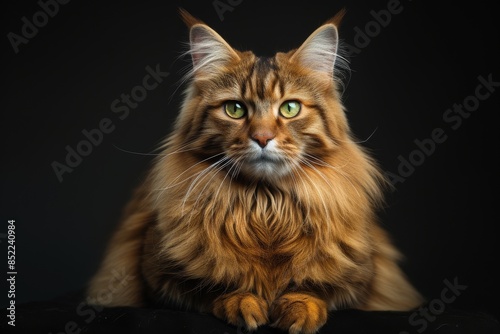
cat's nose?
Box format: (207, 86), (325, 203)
(251, 131), (276, 148)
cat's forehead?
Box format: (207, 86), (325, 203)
(199, 49), (317, 107)
(239, 56), (284, 102)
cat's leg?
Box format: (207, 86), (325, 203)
(269, 291), (328, 334)
(212, 292), (269, 331)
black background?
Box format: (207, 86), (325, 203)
(2, 0), (499, 322)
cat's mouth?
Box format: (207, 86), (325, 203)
(239, 149), (291, 180)
(250, 151), (280, 163)
(226, 141), (295, 180)
(246, 145), (282, 163)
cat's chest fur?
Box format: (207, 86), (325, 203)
(154, 178), (323, 296)
(176, 181), (313, 253)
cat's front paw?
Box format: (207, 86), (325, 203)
(270, 292), (328, 334)
(213, 292), (268, 331)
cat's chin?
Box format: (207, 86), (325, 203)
(240, 158), (292, 182)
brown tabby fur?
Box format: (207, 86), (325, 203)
(87, 9), (423, 333)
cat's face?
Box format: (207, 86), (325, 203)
(175, 12), (348, 183)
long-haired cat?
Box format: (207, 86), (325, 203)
(87, 9), (423, 334)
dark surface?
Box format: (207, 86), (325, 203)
(1, 291), (499, 334)
(2, 0), (500, 331)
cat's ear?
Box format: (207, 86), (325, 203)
(179, 8), (239, 78)
(290, 9), (346, 78)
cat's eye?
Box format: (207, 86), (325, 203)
(224, 101), (246, 119)
(279, 101), (301, 118)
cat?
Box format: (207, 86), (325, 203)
(87, 8), (423, 334)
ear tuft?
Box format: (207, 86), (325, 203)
(180, 10), (239, 78)
(179, 8), (204, 28)
(326, 7), (347, 27)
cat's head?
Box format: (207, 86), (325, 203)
(172, 9), (355, 183)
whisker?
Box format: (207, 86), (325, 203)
(155, 152), (226, 191)
(181, 157), (229, 214)
(151, 153), (226, 210)
(302, 154), (361, 199)
(112, 141), (200, 161)
(334, 127), (378, 144)
(156, 142), (201, 163)
(209, 157), (242, 219)
(303, 153), (350, 170)
(186, 157), (233, 222)
(112, 145), (165, 157)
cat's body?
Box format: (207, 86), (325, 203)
(87, 10), (423, 333)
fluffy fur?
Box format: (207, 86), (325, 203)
(87, 9), (423, 334)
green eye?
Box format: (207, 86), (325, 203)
(279, 100), (301, 118)
(224, 101), (246, 119)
